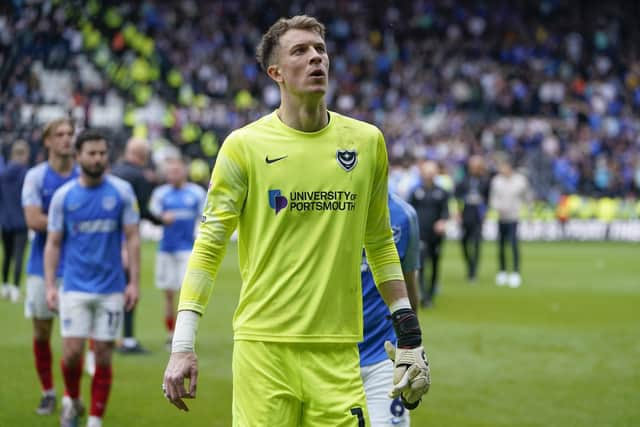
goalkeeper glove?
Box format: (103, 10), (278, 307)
(387, 307), (430, 409)
(384, 341), (430, 409)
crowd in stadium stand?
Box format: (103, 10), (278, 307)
(2, 0), (640, 206)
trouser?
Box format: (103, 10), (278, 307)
(1, 228), (28, 286)
(461, 221), (482, 279)
(419, 237), (443, 304)
(498, 221), (519, 272)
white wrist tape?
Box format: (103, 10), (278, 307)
(389, 297), (412, 314)
(171, 310), (200, 353)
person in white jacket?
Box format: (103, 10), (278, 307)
(489, 157), (531, 288)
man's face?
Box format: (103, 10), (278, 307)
(77, 139), (109, 179)
(166, 160), (186, 187)
(469, 156), (484, 176)
(45, 123), (74, 157)
(499, 162), (513, 176)
(420, 161), (438, 183)
(270, 28), (329, 97)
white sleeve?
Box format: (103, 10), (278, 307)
(48, 189), (65, 232)
(148, 187), (164, 218)
(122, 183), (141, 226)
(21, 166), (43, 207)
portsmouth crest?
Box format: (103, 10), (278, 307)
(102, 196), (117, 211)
(336, 149), (357, 172)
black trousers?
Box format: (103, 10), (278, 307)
(461, 221), (482, 280)
(419, 237), (443, 304)
(498, 221), (519, 272)
(1, 228), (28, 286)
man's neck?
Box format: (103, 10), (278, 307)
(79, 174), (104, 188)
(278, 93), (328, 132)
(49, 155), (74, 175)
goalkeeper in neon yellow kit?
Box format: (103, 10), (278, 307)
(162, 15), (430, 426)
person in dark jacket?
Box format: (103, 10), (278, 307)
(0, 140), (31, 302)
(408, 160), (449, 307)
(111, 137), (159, 354)
(455, 155), (491, 283)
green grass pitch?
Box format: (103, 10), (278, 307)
(0, 240), (638, 426)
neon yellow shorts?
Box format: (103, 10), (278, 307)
(232, 340), (370, 426)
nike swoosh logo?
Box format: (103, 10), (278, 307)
(265, 155), (288, 164)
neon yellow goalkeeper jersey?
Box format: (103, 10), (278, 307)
(178, 111), (403, 343)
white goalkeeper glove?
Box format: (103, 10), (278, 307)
(384, 340), (431, 409)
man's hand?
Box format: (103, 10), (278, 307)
(46, 286), (58, 311)
(385, 341), (431, 409)
(433, 219), (447, 235)
(124, 283), (139, 311)
(163, 351), (198, 411)
(162, 212), (176, 225)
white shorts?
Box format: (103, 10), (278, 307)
(155, 251), (190, 291)
(59, 291), (125, 341)
(361, 359), (411, 427)
(25, 276), (61, 320)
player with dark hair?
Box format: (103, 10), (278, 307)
(162, 15), (430, 425)
(45, 130), (140, 427)
(21, 118), (79, 415)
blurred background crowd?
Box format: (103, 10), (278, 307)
(2, 0), (640, 219)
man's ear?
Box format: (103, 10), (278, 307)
(267, 64), (283, 83)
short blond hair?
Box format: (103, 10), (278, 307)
(42, 118), (74, 141)
(256, 15), (326, 71)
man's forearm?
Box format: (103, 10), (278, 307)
(379, 279), (423, 348)
(24, 207), (48, 232)
(172, 310), (201, 352)
(44, 242), (60, 290)
(403, 270), (420, 311)
(126, 232), (141, 287)
(378, 279), (409, 307)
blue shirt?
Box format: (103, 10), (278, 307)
(149, 183), (206, 252)
(359, 193), (420, 366)
(48, 175), (140, 294)
(0, 162), (28, 230)
(22, 162), (79, 277)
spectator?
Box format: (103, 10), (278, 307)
(0, 139), (30, 302)
(408, 160), (449, 307)
(490, 156), (532, 288)
(111, 137), (158, 354)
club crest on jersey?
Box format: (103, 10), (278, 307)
(102, 196), (117, 211)
(336, 149), (357, 172)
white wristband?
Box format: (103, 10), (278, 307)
(171, 310), (200, 353)
(389, 297), (412, 314)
